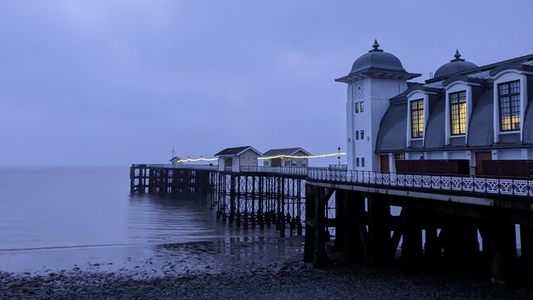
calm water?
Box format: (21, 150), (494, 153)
(0, 166), (302, 275)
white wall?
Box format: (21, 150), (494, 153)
(346, 77), (408, 171)
(238, 149), (259, 167)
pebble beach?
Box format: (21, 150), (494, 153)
(2, 238), (533, 300)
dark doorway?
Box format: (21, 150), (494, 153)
(475, 151), (492, 175)
(380, 155), (389, 173)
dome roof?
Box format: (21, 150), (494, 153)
(350, 40), (406, 74)
(434, 50), (477, 78)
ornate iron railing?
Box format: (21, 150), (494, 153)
(138, 164), (218, 170)
(240, 166), (307, 176)
(307, 167), (533, 197)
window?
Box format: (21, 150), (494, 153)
(450, 91), (467, 135)
(394, 153), (405, 161)
(411, 99), (424, 138)
(355, 103), (359, 113)
(361, 157), (365, 167)
(356, 158), (360, 167)
(498, 81), (521, 131)
(360, 102), (364, 112)
(355, 131), (359, 140)
(360, 130), (364, 139)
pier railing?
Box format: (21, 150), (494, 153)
(241, 166), (307, 176)
(307, 167), (533, 197)
(134, 164), (218, 171)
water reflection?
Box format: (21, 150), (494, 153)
(0, 166), (301, 274)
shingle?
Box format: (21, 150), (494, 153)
(467, 89), (494, 147)
(214, 146), (251, 156)
(467, 70), (491, 79)
(263, 148), (312, 156)
(424, 81), (444, 89)
(424, 97), (445, 149)
(523, 97), (533, 144)
(375, 103), (407, 151)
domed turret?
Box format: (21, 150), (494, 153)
(349, 40), (407, 74)
(434, 50), (477, 78)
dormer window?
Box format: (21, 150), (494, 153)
(450, 91), (466, 135)
(411, 99), (424, 138)
(498, 80), (521, 132)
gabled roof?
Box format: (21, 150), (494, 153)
(214, 146), (262, 157)
(169, 156), (180, 162)
(263, 147), (312, 157)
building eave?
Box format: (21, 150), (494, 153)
(335, 69), (421, 84)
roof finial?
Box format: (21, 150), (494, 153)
(369, 39), (383, 52)
(452, 49), (465, 62)
(373, 39), (380, 50)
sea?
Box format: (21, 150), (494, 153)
(0, 166), (304, 276)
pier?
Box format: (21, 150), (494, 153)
(130, 164), (306, 238)
(131, 163), (533, 284)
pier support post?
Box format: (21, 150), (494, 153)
(520, 224), (533, 261)
(229, 175), (236, 224)
(314, 186), (328, 268)
(342, 191), (364, 264)
(441, 218), (479, 264)
(368, 194), (392, 268)
(489, 217), (517, 284)
(304, 184), (315, 262)
(333, 189), (345, 252)
(424, 226), (441, 259)
(401, 206), (423, 273)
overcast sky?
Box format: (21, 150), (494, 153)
(1, 1), (532, 167)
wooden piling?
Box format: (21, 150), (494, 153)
(401, 206), (423, 273)
(489, 217), (517, 284)
(367, 194), (392, 268)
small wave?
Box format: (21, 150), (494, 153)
(0, 243), (130, 252)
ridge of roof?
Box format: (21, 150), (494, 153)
(263, 147), (312, 157)
(214, 146), (263, 157)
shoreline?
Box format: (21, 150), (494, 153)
(1, 239), (533, 299)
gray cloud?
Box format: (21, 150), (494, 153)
(0, 0), (531, 166)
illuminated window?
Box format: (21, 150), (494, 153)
(360, 102), (364, 112)
(411, 99), (424, 138)
(355, 103), (359, 113)
(355, 131), (359, 140)
(450, 91), (467, 135)
(356, 158), (360, 167)
(498, 81), (521, 131)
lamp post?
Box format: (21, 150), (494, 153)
(337, 146), (341, 166)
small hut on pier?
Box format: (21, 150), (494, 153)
(214, 146), (262, 172)
(262, 147), (312, 167)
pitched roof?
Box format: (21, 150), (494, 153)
(467, 89), (494, 147)
(214, 146), (262, 157)
(375, 103), (407, 152)
(263, 147), (312, 157)
(425, 53), (533, 86)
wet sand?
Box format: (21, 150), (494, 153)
(1, 236), (533, 299)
